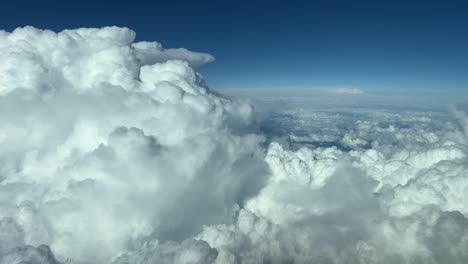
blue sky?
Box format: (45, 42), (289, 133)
(2, 0), (467, 92)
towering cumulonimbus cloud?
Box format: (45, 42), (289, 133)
(1, 26), (468, 264)
(0, 26), (267, 263)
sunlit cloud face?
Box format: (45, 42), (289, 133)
(1, 27), (468, 264)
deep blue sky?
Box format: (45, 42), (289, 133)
(2, 0), (467, 92)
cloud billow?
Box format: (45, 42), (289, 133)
(0, 26), (266, 263)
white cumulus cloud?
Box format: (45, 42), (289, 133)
(0, 26), (266, 263)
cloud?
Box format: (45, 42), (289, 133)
(330, 87), (364, 95)
(191, 107), (468, 263)
(0, 26), (266, 263)
(1, 26), (468, 264)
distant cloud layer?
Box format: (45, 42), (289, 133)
(0, 27), (468, 264)
(330, 87), (364, 94)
